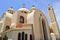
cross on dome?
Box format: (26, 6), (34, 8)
(32, 4), (35, 7)
(22, 3), (25, 8)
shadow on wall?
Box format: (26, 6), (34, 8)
(0, 37), (2, 40)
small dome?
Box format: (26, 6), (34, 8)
(48, 4), (53, 10)
(7, 7), (14, 14)
(31, 5), (36, 10)
(18, 4), (29, 12)
(7, 7), (14, 11)
(18, 8), (29, 12)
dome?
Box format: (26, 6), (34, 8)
(7, 7), (14, 14)
(7, 7), (14, 11)
(18, 8), (29, 12)
(18, 4), (29, 12)
(30, 5), (36, 10)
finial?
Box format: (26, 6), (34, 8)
(48, 4), (50, 6)
(31, 4), (36, 10)
(10, 6), (13, 8)
(48, 4), (53, 10)
(32, 5), (35, 7)
(22, 3), (25, 8)
(48, 4), (52, 7)
(7, 6), (14, 11)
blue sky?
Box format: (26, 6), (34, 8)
(0, 0), (60, 29)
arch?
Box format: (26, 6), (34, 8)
(20, 16), (24, 23)
(18, 32), (21, 40)
(5, 26), (10, 31)
(42, 19), (48, 40)
(30, 34), (32, 40)
(3, 35), (8, 40)
(25, 34), (27, 40)
(0, 37), (2, 40)
(22, 32), (25, 40)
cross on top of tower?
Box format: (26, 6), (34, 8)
(8, 6), (14, 11)
(10, 6), (13, 8)
(22, 3), (25, 8)
(32, 5), (35, 7)
(48, 4), (53, 10)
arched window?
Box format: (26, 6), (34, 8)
(18, 33), (21, 40)
(25, 34), (27, 40)
(30, 34), (32, 40)
(42, 20), (48, 40)
(20, 16), (24, 23)
(5, 26), (10, 31)
(3, 35), (8, 40)
(22, 32), (25, 40)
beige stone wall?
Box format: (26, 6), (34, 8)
(17, 11), (28, 24)
(50, 23), (60, 35)
(0, 15), (7, 32)
(27, 8), (51, 40)
(2, 25), (33, 40)
(48, 6), (60, 36)
(34, 10), (51, 40)
(5, 17), (11, 26)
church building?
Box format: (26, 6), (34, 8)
(0, 5), (60, 40)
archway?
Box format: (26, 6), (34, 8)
(18, 33), (21, 40)
(3, 35), (8, 40)
(30, 34), (32, 40)
(42, 20), (48, 40)
(25, 34), (27, 40)
(22, 32), (25, 40)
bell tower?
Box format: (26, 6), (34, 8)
(48, 4), (60, 35)
(7, 7), (14, 14)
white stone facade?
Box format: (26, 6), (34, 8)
(0, 5), (60, 40)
